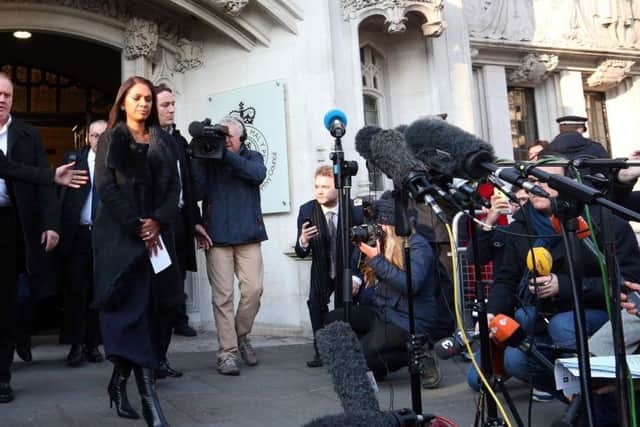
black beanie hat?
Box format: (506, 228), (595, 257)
(373, 193), (395, 225)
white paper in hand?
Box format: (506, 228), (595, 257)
(149, 235), (172, 274)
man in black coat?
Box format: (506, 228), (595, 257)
(295, 165), (363, 367)
(154, 85), (212, 378)
(0, 72), (61, 403)
(58, 119), (107, 367)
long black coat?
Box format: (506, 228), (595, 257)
(57, 145), (92, 257)
(5, 118), (59, 299)
(92, 123), (181, 309)
(165, 128), (202, 272)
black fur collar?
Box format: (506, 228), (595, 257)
(106, 122), (153, 185)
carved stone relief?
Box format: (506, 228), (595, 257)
(465, 0), (640, 50)
(123, 17), (158, 60)
(587, 59), (635, 90)
(507, 53), (559, 85)
(174, 39), (205, 73)
(0, 0), (131, 20)
(209, 0), (250, 16)
(465, 0), (535, 41)
(341, 0), (446, 37)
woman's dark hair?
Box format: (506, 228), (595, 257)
(107, 76), (159, 129)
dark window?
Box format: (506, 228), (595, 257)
(508, 87), (538, 161)
(363, 94), (384, 190)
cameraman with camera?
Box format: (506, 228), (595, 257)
(191, 115), (267, 376)
(331, 195), (440, 386)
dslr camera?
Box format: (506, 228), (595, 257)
(350, 223), (385, 247)
(187, 119), (228, 160)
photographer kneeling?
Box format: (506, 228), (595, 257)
(328, 196), (440, 386)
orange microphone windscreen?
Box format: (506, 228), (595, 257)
(489, 314), (520, 344)
(550, 215), (591, 240)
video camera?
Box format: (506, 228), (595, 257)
(187, 119), (228, 159)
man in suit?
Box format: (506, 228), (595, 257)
(295, 165), (363, 367)
(58, 119), (107, 367)
(0, 72), (60, 403)
(154, 85), (212, 378)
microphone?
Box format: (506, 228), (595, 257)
(526, 247), (553, 277)
(405, 117), (549, 198)
(354, 125), (383, 171)
(324, 109), (347, 138)
(369, 129), (447, 223)
(434, 330), (480, 360)
(489, 314), (554, 372)
(303, 321), (424, 427)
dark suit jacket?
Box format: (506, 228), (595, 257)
(58, 145), (93, 257)
(165, 128), (202, 273)
(5, 117), (60, 299)
(295, 199), (364, 304)
(0, 150), (55, 184)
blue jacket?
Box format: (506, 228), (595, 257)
(361, 233), (438, 336)
(191, 143), (268, 246)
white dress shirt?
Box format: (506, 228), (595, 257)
(79, 149), (96, 224)
(0, 116), (13, 206)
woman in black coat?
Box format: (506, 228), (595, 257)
(93, 76), (180, 427)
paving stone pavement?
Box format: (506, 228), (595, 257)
(0, 332), (568, 426)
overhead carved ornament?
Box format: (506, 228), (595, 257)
(587, 59), (635, 91)
(209, 0), (250, 16)
(341, 0), (446, 37)
(507, 53), (559, 85)
(124, 17), (159, 60)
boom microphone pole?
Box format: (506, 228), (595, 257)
(324, 110), (358, 323)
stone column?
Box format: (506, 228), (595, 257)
(482, 65), (512, 159)
(425, 0), (475, 130)
(557, 70), (587, 134)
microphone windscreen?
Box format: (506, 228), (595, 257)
(324, 109), (347, 130)
(316, 321), (380, 414)
(489, 314), (521, 345)
(354, 125), (382, 163)
(433, 337), (459, 360)
(550, 215), (591, 240)
(525, 246), (553, 276)
(370, 129), (427, 188)
(405, 117), (495, 180)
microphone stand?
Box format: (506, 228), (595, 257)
(467, 207), (516, 427)
(392, 189), (427, 417)
(329, 135), (358, 323)
(552, 198), (595, 427)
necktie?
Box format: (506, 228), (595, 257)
(326, 211), (337, 279)
(90, 178), (99, 223)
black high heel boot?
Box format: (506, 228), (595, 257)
(108, 357), (140, 419)
(133, 365), (170, 427)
